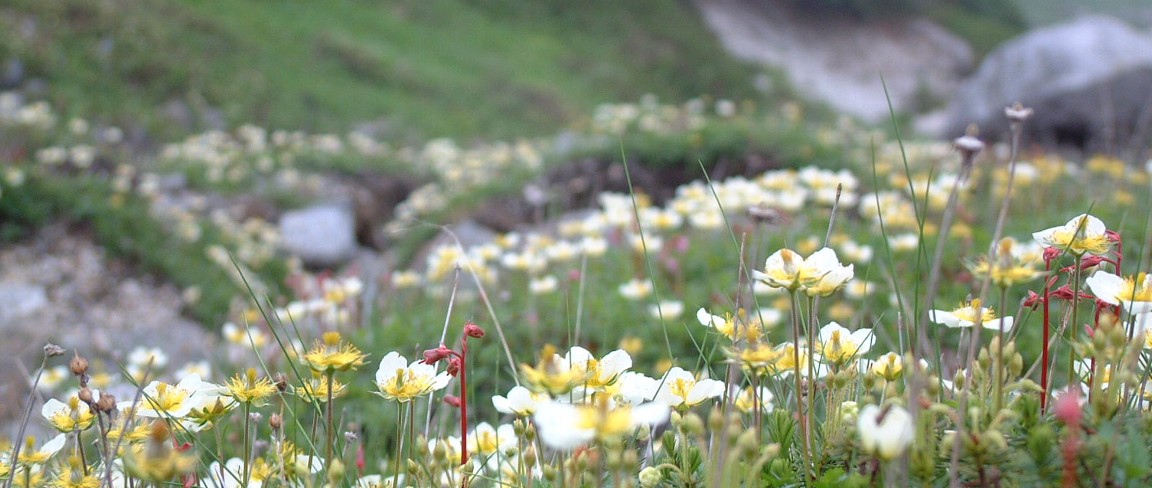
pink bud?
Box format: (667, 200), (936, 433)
(448, 357), (462, 377)
(464, 322), (486, 339)
(1053, 390), (1082, 425)
(1043, 247), (1063, 262)
(1023, 291), (1042, 308)
(443, 395), (462, 408)
(422, 345), (452, 365)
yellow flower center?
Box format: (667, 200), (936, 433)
(1117, 273), (1152, 303)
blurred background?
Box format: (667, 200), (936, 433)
(3, 0), (1152, 429)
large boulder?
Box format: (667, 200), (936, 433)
(943, 16), (1152, 153)
(279, 203), (358, 267)
(694, 0), (974, 121)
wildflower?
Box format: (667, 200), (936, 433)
(119, 374), (219, 419)
(565, 346), (632, 391)
(753, 247), (853, 296)
(16, 434), (66, 465)
(654, 367), (725, 409)
(1086, 271), (1152, 314)
(618, 278), (653, 300)
(731, 342), (785, 377)
(468, 422), (517, 460)
(303, 331), (368, 373)
(520, 345), (589, 395)
(816, 322), (875, 365)
(697, 308), (764, 342)
(206, 457), (273, 488)
(50, 456), (100, 488)
(968, 238), (1043, 288)
(122, 422), (196, 482)
(1032, 214), (1111, 257)
(648, 300), (685, 320)
(930, 299), (1013, 330)
(374, 351), (451, 402)
(872, 353), (904, 381)
(174, 361), (212, 381)
(127, 346), (168, 370)
(225, 368), (278, 406)
(730, 385), (775, 414)
(856, 404), (914, 461)
(41, 393), (96, 433)
(222, 322), (268, 349)
(528, 275), (558, 295)
(294, 372), (349, 402)
(492, 386), (546, 417)
(533, 398), (669, 450)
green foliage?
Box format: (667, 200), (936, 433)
(0, 0), (763, 141)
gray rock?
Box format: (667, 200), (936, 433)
(943, 16), (1152, 154)
(694, 0), (974, 121)
(0, 283), (47, 328)
(279, 203), (358, 267)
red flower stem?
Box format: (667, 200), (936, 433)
(459, 340), (470, 468)
(1042, 260), (1053, 414)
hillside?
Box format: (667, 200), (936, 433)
(0, 0), (763, 142)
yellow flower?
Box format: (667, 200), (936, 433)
(122, 422), (196, 482)
(294, 372), (349, 402)
(303, 331), (368, 373)
(225, 368), (278, 406)
(49, 457), (100, 488)
(968, 238), (1043, 288)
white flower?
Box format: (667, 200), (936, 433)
(565, 346), (632, 390)
(375, 352), (452, 402)
(816, 322), (875, 364)
(857, 404), (914, 461)
(649, 300), (685, 320)
(930, 299), (1012, 330)
(752, 247), (853, 296)
(1086, 271), (1152, 314)
(1032, 214), (1111, 256)
(618, 279), (653, 300)
(119, 374), (220, 419)
(533, 400), (669, 450)
(492, 386), (546, 417)
(127, 346), (168, 370)
(529, 275), (558, 295)
(654, 367), (725, 408)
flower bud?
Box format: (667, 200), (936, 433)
(269, 413), (283, 431)
(77, 387), (94, 404)
(638, 466), (663, 487)
(70, 354), (89, 376)
(464, 322), (485, 339)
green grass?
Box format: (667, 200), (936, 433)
(0, 0), (763, 142)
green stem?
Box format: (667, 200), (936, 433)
(325, 371), (335, 473)
(995, 286), (1007, 414)
(242, 402), (252, 488)
(788, 291), (812, 486)
(1067, 256), (1084, 390)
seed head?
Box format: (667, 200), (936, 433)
(44, 343), (66, 358)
